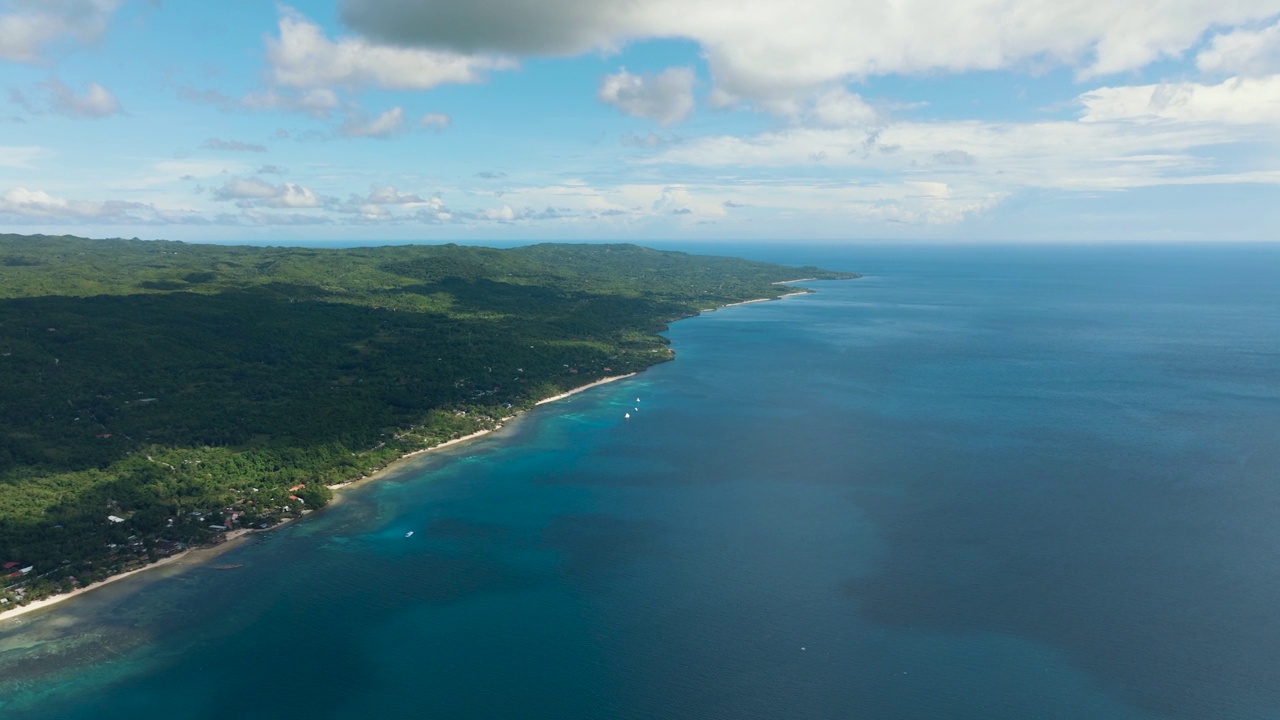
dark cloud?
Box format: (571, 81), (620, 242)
(339, 0), (627, 55)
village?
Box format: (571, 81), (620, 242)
(0, 484), (315, 609)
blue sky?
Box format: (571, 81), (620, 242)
(0, 0), (1277, 243)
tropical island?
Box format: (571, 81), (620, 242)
(0, 234), (856, 612)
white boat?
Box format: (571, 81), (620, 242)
(624, 413), (631, 419)
(405, 531), (414, 538)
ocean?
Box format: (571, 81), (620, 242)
(1, 243), (1278, 719)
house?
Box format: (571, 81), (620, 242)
(2, 561), (19, 570)
(107, 515), (125, 523)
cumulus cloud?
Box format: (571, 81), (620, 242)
(340, 106), (406, 138)
(0, 186), (147, 221)
(44, 79), (122, 118)
(268, 7), (515, 92)
(804, 88), (883, 128)
(213, 177), (320, 208)
(240, 88), (341, 118)
(339, 0), (1280, 103)
(598, 67), (696, 125)
(328, 185), (437, 220)
(1197, 20), (1280, 76)
(0, 0), (120, 63)
(651, 184), (727, 218)
(365, 185), (426, 204)
(1079, 75), (1280, 124)
(202, 137), (267, 153)
(470, 203), (569, 222)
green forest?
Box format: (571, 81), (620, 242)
(0, 234), (854, 604)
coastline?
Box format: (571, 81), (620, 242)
(535, 373), (637, 405)
(718, 290), (810, 309)
(0, 288), (828, 624)
(0, 373), (639, 624)
(0, 518), (295, 623)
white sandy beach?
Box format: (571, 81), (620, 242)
(535, 373), (636, 405)
(0, 373), (640, 624)
(718, 290), (810, 309)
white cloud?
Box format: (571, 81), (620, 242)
(0, 186), (146, 220)
(45, 79), (122, 118)
(340, 0), (1280, 103)
(150, 159), (250, 182)
(0, 145), (43, 168)
(241, 209), (331, 225)
(620, 132), (678, 148)
(1079, 75), (1280, 124)
(651, 184), (725, 217)
(0, 0), (120, 63)
(366, 185), (426, 204)
(240, 88), (340, 118)
(1197, 20), (1280, 76)
(213, 177), (320, 208)
(332, 185), (432, 218)
(201, 138), (267, 153)
(419, 112), (451, 129)
(340, 106), (406, 138)
(598, 67), (695, 125)
(804, 87), (883, 128)
(268, 7), (515, 92)
(649, 108), (1279, 197)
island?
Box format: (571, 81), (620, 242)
(0, 234), (856, 613)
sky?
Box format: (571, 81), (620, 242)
(0, 0), (1278, 243)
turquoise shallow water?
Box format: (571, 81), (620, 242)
(2, 244), (1278, 719)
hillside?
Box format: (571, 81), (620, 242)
(0, 235), (855, 604)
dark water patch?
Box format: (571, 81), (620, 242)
(540, 514), (662, 585)
(842, 410), (1280, 719)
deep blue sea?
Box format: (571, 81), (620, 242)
(2, 243), (1279, 719)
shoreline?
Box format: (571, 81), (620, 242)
(535, 373), (636, 405)
(0, 517), (296, 623)
(718, 290), (810, 309)
(0, 289), (824, 624)
(329, 373), (637, 493)
(0, 374), (639, 625)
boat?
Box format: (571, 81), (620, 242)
(624, 413), (631, 419)
(405, 531), (414, 538)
